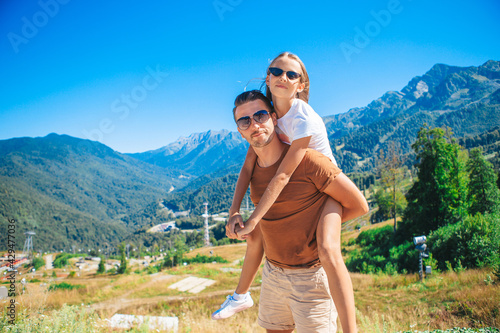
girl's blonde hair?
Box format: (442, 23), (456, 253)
(265, 52), (310, 103)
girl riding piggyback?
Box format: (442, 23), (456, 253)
(213, 52), (367, 333)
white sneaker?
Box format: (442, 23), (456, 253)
(211, 293), (254, 320)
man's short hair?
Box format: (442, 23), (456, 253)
(233, 90), (275, 121)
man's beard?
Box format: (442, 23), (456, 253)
(250, 128), (275, 148)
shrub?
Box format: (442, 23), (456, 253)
(428, 213), (500, 271)
(493, 262), (500, 281)
(117, 245), (127, 274)
(32, 257), (45, 270)
(346, 212), (500, 275)
(97, 257), (106, 274)
(0, 304), (101, 331)
(356, 224), (394, 249)
(346, 225), (397, 273)
(52, 253), (70, 268)
(48, 282), (84, 291)
(184, 254), (229, 264)
(389, 240), (418, 273)
(424, 253), (439, 273)
(52, 253), (81, 268)
(146, 264), (161, 274)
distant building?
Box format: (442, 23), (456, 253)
(147, 221), (178, 233)
(173, 210), (190, 218)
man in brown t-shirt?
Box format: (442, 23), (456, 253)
(224, 90), (367, 332)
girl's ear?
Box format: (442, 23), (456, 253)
(265, 74), (270, 86)
(296, 81), (305, 93)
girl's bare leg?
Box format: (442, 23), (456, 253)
(235, 233), (263, 294)
(317, 197), (357, 333)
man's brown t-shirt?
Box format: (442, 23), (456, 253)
(250, 147), (342, 269)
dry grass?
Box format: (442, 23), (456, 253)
(43, 274), (148, 308)
(2, 240), (498, 332)
(186, 243), (248, 263)
(117, 293), (264, 332)
(106, 267), (499, 332)
(351, 269), (499, 331)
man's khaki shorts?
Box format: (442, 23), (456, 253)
(258, 260), (338, 332)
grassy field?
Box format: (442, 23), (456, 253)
(1, 236), (499, 332)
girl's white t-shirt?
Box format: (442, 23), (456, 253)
(276, 98), (337, 166)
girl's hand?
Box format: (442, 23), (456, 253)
(235, 218), (258, 240)
(226, 212), (244, 239)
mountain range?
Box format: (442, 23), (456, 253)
(323, 60), (500, 171)
(129, 129), (248, 177)
(129, 60), (500, 174)
(0, 134), (188, 251)
(1, 60), (499, 251)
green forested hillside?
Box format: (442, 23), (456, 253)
(0, 176), (128, 251)
(0, 134), (188, 251)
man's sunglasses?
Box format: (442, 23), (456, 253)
(236, 110), (271, 130)
(267, 67), (301, 80)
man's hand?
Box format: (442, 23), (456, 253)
(234, 218), (258, 240)
(226, 212), (244, 239)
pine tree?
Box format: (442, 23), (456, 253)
(466, 148), (500, 215)
(117, 244), (127, 274)
(398, 126), (468, 242)
(97, 256), (106, 274)
(378, 141), (407, 232)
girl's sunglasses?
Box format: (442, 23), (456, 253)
(267, 67), (301, 80)
(236, 110), (271, 130)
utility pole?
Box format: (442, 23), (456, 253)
(203, 202), (210, 247)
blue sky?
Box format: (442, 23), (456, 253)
(1, 0), (499, 153)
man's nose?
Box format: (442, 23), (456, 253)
(250, 118), (261, 129)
